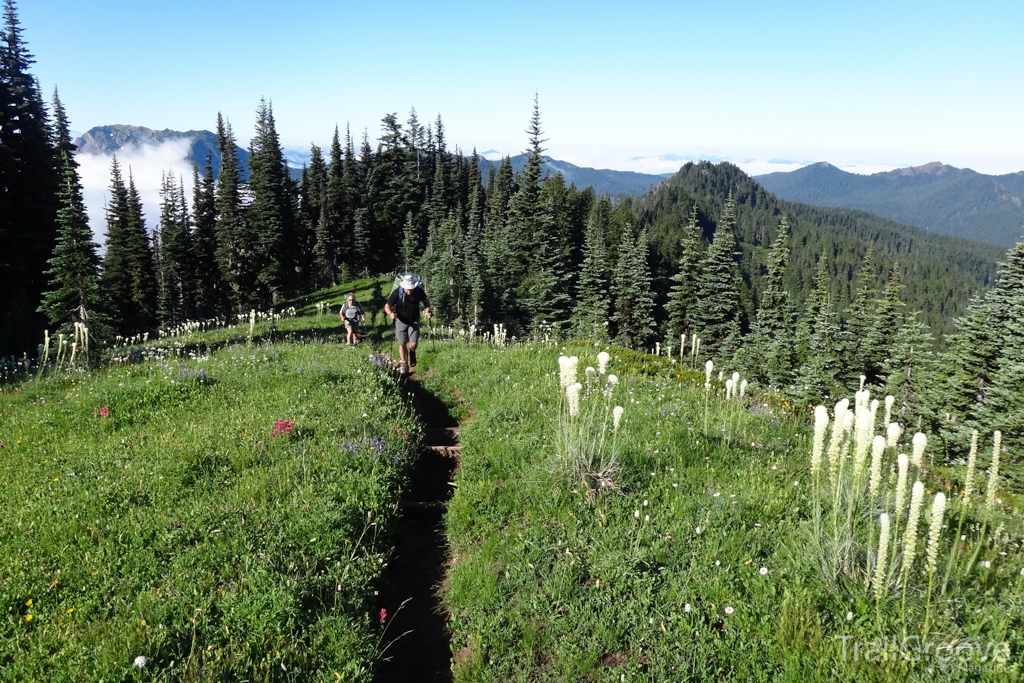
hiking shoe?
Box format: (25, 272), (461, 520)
(399, 363), (410, 377)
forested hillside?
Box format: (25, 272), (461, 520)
(756, 161), (1024, 248)
(638, 161), (1005, 335)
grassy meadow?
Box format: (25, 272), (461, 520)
(425, 342), (1023, 682)
(1, 339), (419, 680)
(2, 283), (1022, 681)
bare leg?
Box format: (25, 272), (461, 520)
(398, 343), (408, 364)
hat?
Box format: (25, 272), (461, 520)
(399, 273), (419, 289)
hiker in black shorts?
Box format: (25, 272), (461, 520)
(384, 273), (432, 376)
(339, 293), (364, 346)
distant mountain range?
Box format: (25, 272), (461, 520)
(73, 125), (670, 198)
(74, 125), (252, 181)
(479, 155), (670, 197)
(756, 161), (1024, 248)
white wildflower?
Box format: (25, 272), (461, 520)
(874, 513), (891, 598)
(566, 383), (582, 417)
(134, 656), (148, 668)
(884, 394), (895, 426)
(869, 435), (886, 499)
(597, 351), (610, 374)
(613, 406), (624, 432)
(911, 432), (927, 468)
(886, 421), (902, 448)
(926, 492), (947, 574)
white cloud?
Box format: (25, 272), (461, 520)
(76, 138), (196, 245)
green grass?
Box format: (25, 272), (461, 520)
(1, 340), (420, 681)
(4, 280), (1023, 681)
(424, 341), (1024, 682)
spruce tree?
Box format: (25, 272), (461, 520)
(861, 265), (906, 384)
(0, 0), (59, 355)
(692, 196), (741, 351)
(505, 95), (548, 332)
(574, 197), (613, 340)
(190, 156), (225, 318)
(213, 113), (251, 310)
(155, 173), (193, 324)
(38, 149), (105, 340)
(741, 216), (795, 386)
(665, 204), (704, 341)
(792, 256), (845, 403)
(882, 311), (939, 427)
(101, 159), (157, 335)
(306, 144), (333, 288)
(463, 151), (487, 325)
(611, 225), (656, 348)
(247, 99), (296, 304)
(845, 246), (877, 379)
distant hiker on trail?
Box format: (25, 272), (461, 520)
(385, 274), (431, 376)
(339, 294), (365, 346)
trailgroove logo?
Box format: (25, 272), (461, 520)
(835, 636), (1011, 672)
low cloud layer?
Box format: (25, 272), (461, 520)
(76, 138), (197, 245)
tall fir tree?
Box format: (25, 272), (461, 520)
(306, 143), (334, 288)
(38, 147), (106, 341)
(861, 265), (906, 384)
(844, 246), (877, 380)
(190, 155), (226, 318)
(504, 95), (548, 332)
(213, 113), (251, 311)
(247, 99), (296, 304)
(0, 0), (59, 355)
(574, 196), (613, 340)
(691, 196), (741, 351)
(665, 204), (704, 342)
(882, 311), (939, 428)
(155, 173), (193, 325)
(793, 256), (845, 403)
(611, 225), (656, 348)
(740, 216), (795, 386)
(101, 158), (157, 335)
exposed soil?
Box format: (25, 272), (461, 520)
(375, 371), (460, 683)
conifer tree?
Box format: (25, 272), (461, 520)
(861, 265), (906, 384)
(306, 144), (333, 288)
(463, 150), (487, 325)
(792, 256), (844, 402)
(741, 216), (794, 386)
(213, 113), (251, 310)
(523, 192), (571, 334)
(190, 156), (225, 318)
(0, 0), (59, 355)
(845, 246), (877, 379)
(505, 95), (548, 331)
(882, 311), (939, 426)
(38, 149), (105, 339)
(665, 204), (704, 341)
(101, 158), (157, 335)
(247, 99), (296, 304)
(574, 197), (613, 340)
(692, 196), (741, 351)
(611, 225), (656, 348)
(155, 173), (193, 324)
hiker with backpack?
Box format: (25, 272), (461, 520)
(339, 293), (365, 346)
(385, 273), (432, 376)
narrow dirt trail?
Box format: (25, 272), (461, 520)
(375, 372), (460, 683)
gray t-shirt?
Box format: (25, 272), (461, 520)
(340, 302), (364, 322)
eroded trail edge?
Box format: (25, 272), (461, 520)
(375, 374), (460, 683)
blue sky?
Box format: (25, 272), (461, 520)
(22, 0), (1024, 177)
